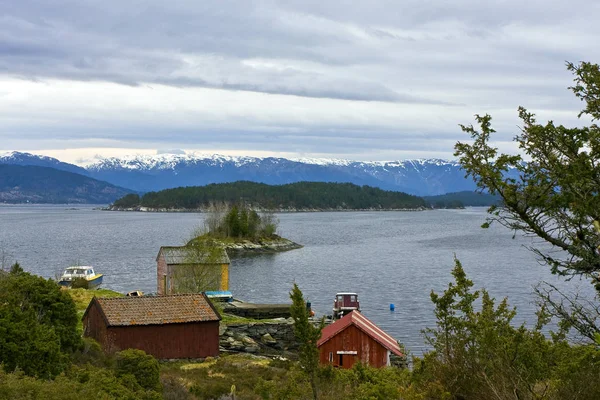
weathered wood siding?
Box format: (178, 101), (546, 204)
(104, 321), (220, 359)
(157, 254), (168, 295)
(83, 301), (108, 348)
(83, 300), (220, 359)
(318, 325), (388, 368)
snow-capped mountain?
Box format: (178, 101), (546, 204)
(84, 153), (472, 195)
(0, 151), (89, 176)
(1, 151), (477, 196)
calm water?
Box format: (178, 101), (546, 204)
(0, 205), (594, 354)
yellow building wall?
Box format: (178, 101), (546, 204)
(220, 263), (229, 291)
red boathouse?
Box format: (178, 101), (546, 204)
(83, 293), (221, 359)
(317, 310), (403, 369)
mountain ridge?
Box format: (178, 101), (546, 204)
(1, 151), (481, 196)
(0, 164), (133, 204)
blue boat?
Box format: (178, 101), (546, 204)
(58, 266), (103, 288)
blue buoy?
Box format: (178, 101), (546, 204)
(389, 303), (395, 311)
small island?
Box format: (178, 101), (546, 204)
(188, 202), (302, 255)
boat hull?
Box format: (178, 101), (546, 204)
(59, 274), (103, 288)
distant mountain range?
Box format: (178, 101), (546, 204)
(0, 164), (132, 204)
(0, 151), (503, 200)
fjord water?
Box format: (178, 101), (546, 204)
(0, 205), (593, 354)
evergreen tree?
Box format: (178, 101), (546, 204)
(0, 268), (81, 377)
(455, 61), (600, 282)
(290, 283), (324, 400)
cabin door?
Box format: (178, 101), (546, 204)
(337, 351), (358, 369)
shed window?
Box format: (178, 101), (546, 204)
(329, 352), (333, 362)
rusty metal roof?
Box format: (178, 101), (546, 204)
(157, 246), (230, 265)
(317, 311), (403, 357)
(86, 293), (221, 327)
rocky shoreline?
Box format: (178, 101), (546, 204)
(221, 237), (303, 255)
(105, 206), (427, 212)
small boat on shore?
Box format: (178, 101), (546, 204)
(59, 266), (103, 288)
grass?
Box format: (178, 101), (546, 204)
(66, 287), (124, 313)
(191, 233), (285, 245)
(210, 301), (284, 325)
(160, 354), (295, 400)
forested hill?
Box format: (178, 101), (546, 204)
(112, 181), (427, 210)
(423, 191), (503, 208)
(0, 164), (133, 204)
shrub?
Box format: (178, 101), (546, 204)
(204, 203), (279, 239)
(115, 349), (161, 392)
(0, 269), (81, 378)
(70, 277), (89, 289)
(161, 376), (192, 400)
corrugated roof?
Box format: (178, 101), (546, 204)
(157, 246), (230, 265)
(86, 293), (221, 327)
(317, 311), (403, 356)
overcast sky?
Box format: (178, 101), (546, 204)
(1, 0), (598, 164)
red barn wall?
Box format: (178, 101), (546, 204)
(83, 302), (109, 348)
(104, 321), (220, 359)
(318, 325), (389, 368)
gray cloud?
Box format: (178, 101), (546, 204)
(2, 0), (596, 104)
(0, 0), (598, 160)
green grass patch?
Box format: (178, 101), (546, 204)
(66, 287), (124, 312)
(161, 354), (294, 400)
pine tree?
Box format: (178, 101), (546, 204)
(289, 283), (324, 400)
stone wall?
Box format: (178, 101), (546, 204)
(223, 303), (291, 319)
(219, 320), (298, 357)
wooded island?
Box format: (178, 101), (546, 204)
(110, 181), (428, 211)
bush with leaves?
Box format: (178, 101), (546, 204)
(415, 258), (554, 399)
(0, 264), (81, 378)
(115, 349), (162, 392)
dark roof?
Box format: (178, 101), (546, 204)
(157, 246), (230, 265)
(84, 293), (221, 327)
(317, 311), (403, 356)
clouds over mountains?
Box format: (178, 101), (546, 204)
(0, 0), (598, 160)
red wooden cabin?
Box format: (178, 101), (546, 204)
(83, 293), (221, 359)
(317, 310), (403, 369)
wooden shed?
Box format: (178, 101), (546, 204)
(157, 246), (230, 295)
(82, 293), (221, 359)
(317, 310), (403, 369)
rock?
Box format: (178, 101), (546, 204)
(261, 333), (277, 344)
(230, 340), (244, 349)
(244, 346), (259, 353)
(242, 336), (257, 346)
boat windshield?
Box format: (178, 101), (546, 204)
(64, 268), (87, 275)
